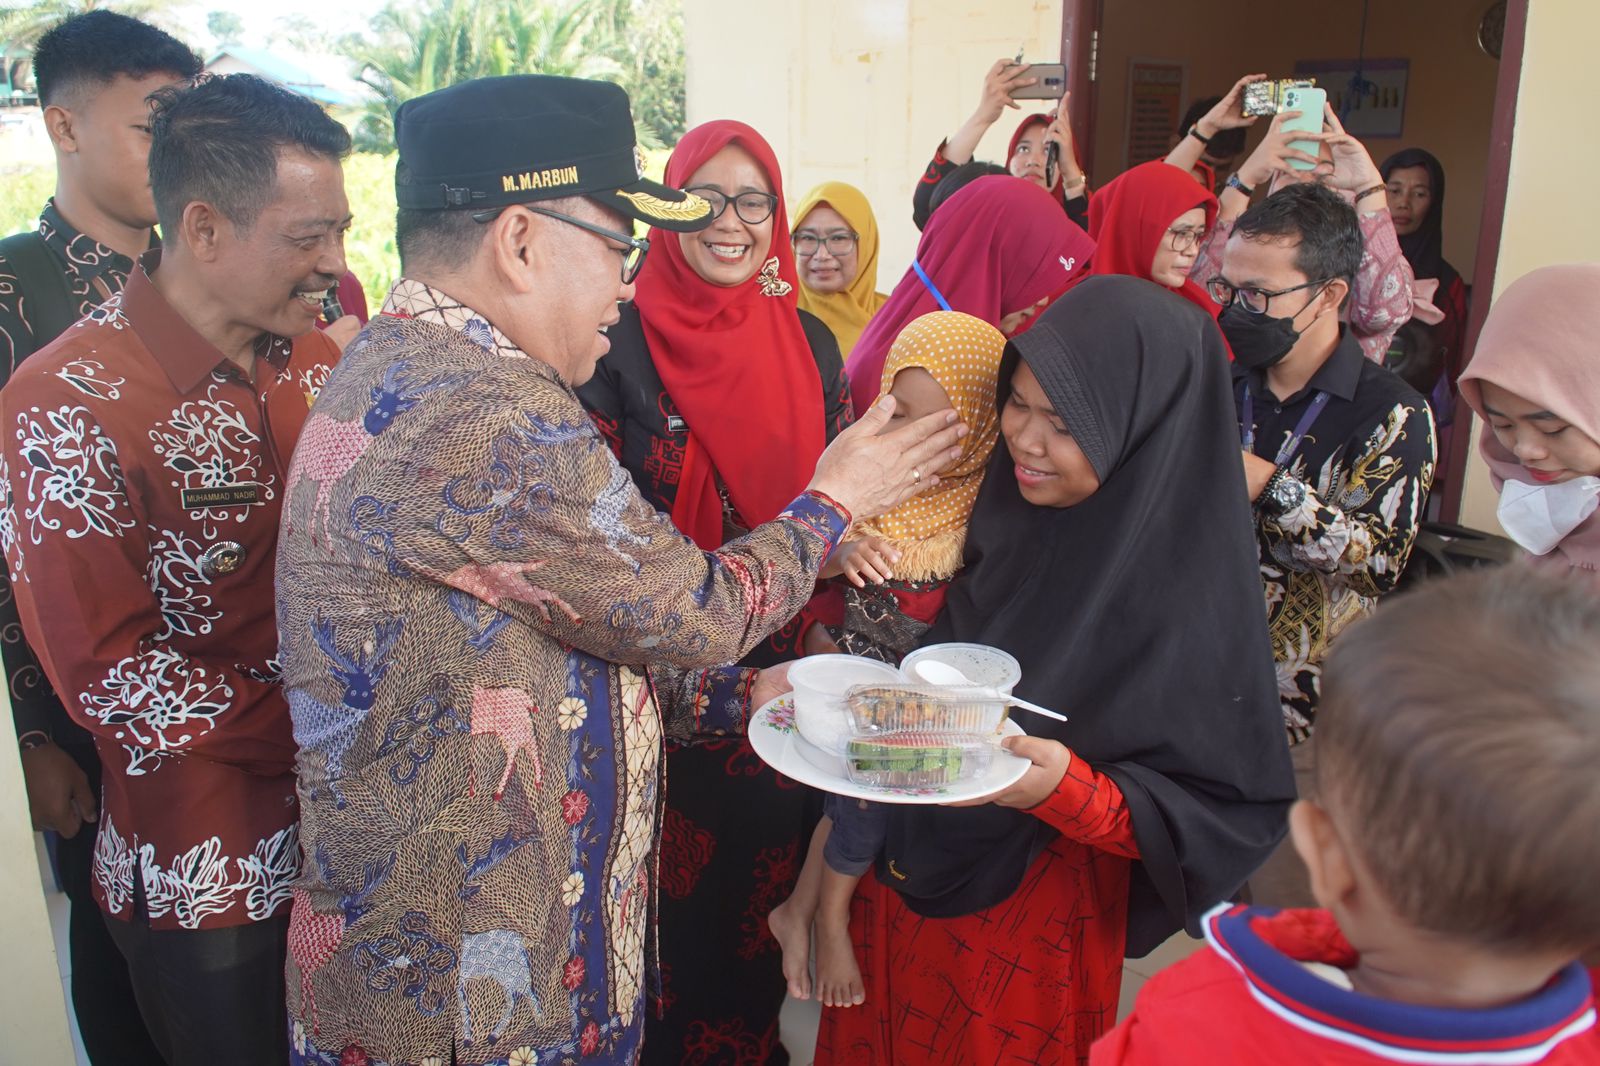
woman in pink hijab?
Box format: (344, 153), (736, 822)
(1458, 263), (1600, 580)
(848, 175), (1094, 415)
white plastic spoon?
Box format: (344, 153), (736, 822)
(911, 660), (1069, 723)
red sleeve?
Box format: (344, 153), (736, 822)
(1030, 752), (1140, 858)
(337, 271), (370, 324)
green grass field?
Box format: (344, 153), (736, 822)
(3, 147), (672, 309)
(2, 152), (401, 302)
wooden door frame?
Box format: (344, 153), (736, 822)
(1060, 0), (1101, 179)
(1437, 0), (1527, 522)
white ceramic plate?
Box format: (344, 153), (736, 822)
(749, 695), (1031, 804)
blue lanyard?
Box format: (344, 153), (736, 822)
(1241, 382), (1332, 469)
(912, 259), (953, 311)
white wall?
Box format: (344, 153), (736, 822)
(0, 691), (77, 1060)
(684, 0), (1065, 287)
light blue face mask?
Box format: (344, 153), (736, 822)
(912, 259), (953, 312)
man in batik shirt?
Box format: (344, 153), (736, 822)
(276, 75), (962, 1066)
(0, 16), (199, 1060)
(1, 74), (350, 1062)
(1214, 183), (1435, 908)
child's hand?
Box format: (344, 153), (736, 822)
(837, 538), (901, 588)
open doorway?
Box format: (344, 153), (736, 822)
(1061, 0), (1525, 522)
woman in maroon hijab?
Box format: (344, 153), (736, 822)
(850, 175), (1095, 415)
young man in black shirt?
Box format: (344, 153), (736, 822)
(0, 13), (200, 1063)
(1212, 182), (1436, 905)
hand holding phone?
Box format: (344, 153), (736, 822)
(1279, 87), (1327, 171)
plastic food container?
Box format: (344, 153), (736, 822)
(844, 683), (1010, 737)
(844, 732), (997, 789)
(790, 655), (904, 756)
(900, 643), (1022, 697)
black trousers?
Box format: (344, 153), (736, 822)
(103, 878), (289, 1066)
(53, 746), (168, 1065)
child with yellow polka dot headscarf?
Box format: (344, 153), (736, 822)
(771, 311), (1009, 1011)
(815, 310), (1007, 660)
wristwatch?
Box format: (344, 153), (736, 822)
(1225, 172), (1255, 199)
(1258, 469), (1308, 518)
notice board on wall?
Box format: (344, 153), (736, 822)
(1125, 59), (1187, 169)
(1293, 58), (1410, 139)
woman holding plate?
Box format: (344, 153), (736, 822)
(812, 276), (1295, 1064)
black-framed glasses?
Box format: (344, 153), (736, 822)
(472, 204), (650, 284)
(1207, 276), (1329, 315)
(1165, 226), (1207, 254)
(685, 186), (779, 226)
(792, 231), (859, 257)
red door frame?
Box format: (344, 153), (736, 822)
(1060, 0), (1101, 180)
(1437, 0), (1528, 522)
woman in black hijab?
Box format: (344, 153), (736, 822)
(1381, 148), (1471, 393)
(817, 276), (1294, 1065)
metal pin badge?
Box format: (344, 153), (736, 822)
(199, 541), (247, 579)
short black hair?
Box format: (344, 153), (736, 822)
(395, 193), (596, 273)
(930, 162), (1009, 217)
(147, 74), (352, 234)
(1179, 96), (1246, 159)
(1232, 182), (1363, 286)
(32, 11), (201, 107)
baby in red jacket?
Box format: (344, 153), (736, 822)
(1095, 565), (1600, 1065)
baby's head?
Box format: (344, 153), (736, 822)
(1294, 566), (1600, 985)
(880, 311), (1007, 481)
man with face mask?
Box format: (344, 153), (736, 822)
(1212, 182), (1435, 908)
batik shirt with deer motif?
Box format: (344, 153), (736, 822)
(277, 279), (847, 1066)
(0, 250), (340, 929)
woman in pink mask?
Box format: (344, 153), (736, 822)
(1459, 264), (1600, 581)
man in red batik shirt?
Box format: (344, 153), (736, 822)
(0, 73), (349, 1064)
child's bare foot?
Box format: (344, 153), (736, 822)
(767, 898), (814, 1000)
(815, 918), (865, 1007)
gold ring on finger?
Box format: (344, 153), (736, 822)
(911, 467), (922, 484)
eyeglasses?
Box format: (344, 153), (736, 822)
(472, 203), (650, 284)
(685, 186), (779, 226)
(1165, 226), (1207, 254)
(792, 231), (859, 257)
(1207, 276), (1329, 315)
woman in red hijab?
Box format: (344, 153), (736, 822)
(577, 120), (852, 1065)
(914, 58), (1091, 230)
(849, 174), (1095, 415)
(1083, 159), (1221, 324)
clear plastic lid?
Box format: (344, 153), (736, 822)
(844, 683), (1010, 737)
(844, 732), (997, 789)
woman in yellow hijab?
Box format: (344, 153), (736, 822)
(792, 181), (889, 357)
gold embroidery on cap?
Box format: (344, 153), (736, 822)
(616, 189), (712, 221)
(756, 256), (793, 298)
(499, 166), (581, 193)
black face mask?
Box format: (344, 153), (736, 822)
(1218, 303), (1303, 371)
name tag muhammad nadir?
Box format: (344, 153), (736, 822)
(181, 482), (265, 509)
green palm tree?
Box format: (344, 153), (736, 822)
(1, 0), (180, 51)
(348, 0), (623, 153)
